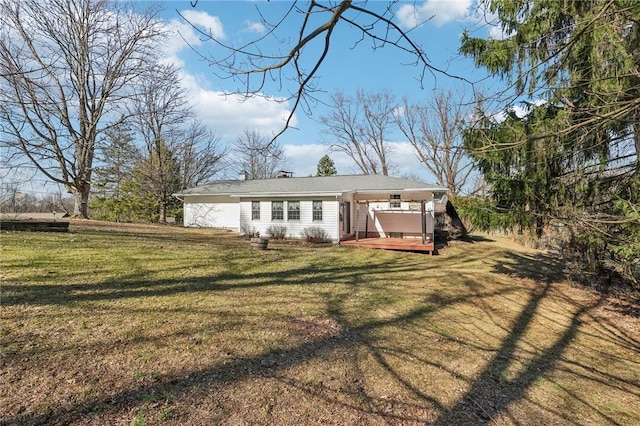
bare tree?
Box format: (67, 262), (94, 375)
(0, 0), (165, 218)
(396, 89), (475, 194)
(320, 90), (396, 175)
(180, 1), (467, 143)
(177, 120), (228, 188)
(232, 130), (290, 179)
(133, 138), (181, 223)
(130, 63), (190, 223)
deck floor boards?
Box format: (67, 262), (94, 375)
(340, 237), (434, 254)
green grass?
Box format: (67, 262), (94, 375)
(1, 221), (639, 425)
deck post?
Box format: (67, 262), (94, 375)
(421, 200), (426, 244)
(355, 201), (360, 241)
(364, 201), (369, 238)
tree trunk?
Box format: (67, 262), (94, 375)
(72, 183), (91, 218)
(159, 199), (167, 223)
(445, 200), (468, 239)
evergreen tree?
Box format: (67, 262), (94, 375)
(93, 127), (137, 188)
(316, 155), (337, 176)
(134, 139), (182, 223)
(460, 1), (640, 288)
(90, 126), (139, 222)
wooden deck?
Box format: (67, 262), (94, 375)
(340, 237), (435, 254)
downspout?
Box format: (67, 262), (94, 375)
(336, 195), (341, 243)
(355, 201), (360, 241)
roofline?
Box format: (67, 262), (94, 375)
(175, 187), (448, 198)
(353, 187), (448, 195)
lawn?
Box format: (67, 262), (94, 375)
(1, 221), (639, 425)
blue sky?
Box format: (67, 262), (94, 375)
(151, 1), (501, 181)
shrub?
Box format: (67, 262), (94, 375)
(266, 225), (287, 240)
(241, 224), (259, 238)
(300, 226), (330, 243)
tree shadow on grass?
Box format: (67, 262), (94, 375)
(463, 234), (496, 243)
(4, 238), (639, 425)
(493, 250), (567, 284)
(7, 274), (632, 425)
(1, 250), (432, 307)
(3, 245), (527, 425)
(428, 251), (640, 425)
(433, 283), (592, 425)
(2, 291), (480, 425)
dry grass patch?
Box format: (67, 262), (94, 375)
(1, 221), (639, 425)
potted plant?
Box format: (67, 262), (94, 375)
(250, 231), (269, 250)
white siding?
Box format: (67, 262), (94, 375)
(183, 195), (239, 229)
(239, 197), (340, 241)
(182, 189), (437, 242)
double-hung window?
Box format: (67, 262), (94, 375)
(251, 201), (260, 220)
(271, 201), (284, 220)
(312, 200), (323, 221)
(390, 194), (401, 209)
(288, 201), (300, 220)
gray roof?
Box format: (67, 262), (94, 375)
(175, 174), (447, 197)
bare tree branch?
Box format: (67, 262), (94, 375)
(179, 1), (473, 145)
(320, 90), (396, 175)
(396, 89), (476, 194)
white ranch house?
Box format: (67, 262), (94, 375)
(175, 174), (447, 248)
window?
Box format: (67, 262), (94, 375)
(390, 194), (401, 209)
(288, 201), (300, 220)
(312, 200), (323, 221)
(271, 201), (284, 220)
(251, 201), (260, 220)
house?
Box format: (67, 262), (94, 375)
(174, 173), (447, 250)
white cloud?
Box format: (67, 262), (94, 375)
(284, 144), (376, 177)
(491, 99), (548, 122)
(154, 10), (436, 182)
(391, 141), (437, 182)
(244, 20), (266, 34)
(161, 10), (224, 60)
(284, 144), (331, 177)
(397, 0), (473, 28)
(179, 71), (295, 139)
(179, 10), (225, 39)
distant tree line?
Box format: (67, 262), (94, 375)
(0, 183), (75, 216)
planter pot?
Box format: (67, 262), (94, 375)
(250, 237), (269, 250)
